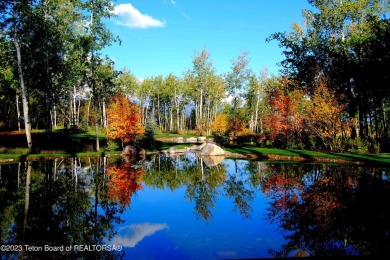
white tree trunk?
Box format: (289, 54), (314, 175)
(14, 38), (32, 150)
(16, 93), (21, 131)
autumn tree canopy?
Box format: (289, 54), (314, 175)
(305, 79), (350, 151)
(211, 113), (228, 136)
(106, 93), (144, 146)
(106, 162), (145, 208)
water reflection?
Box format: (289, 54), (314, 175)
(111, 223), (169, 248)
(0, 157), (126, 259)
(257, 163), (390, 257)
(106, 162), (144, 208)
(0, 154), (389, 259)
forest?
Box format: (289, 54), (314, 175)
(0, 0), (389, 154)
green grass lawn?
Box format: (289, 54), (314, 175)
(1, 130), (390, 165)
(223, 143), (390, 165)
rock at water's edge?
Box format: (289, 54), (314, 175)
(200, 143), (225, 156)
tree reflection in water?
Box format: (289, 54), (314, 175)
(0, 157), (126, 259)
(223, 159), (255, 219)
(106, 162), (145, 209)
(1, 155), (390, 259)
(141, 153), (228, 222)
(257, 163), (390, 257)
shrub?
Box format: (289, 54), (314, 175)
(343, 136), (371, 154)
(105, 140), (120, 151)
(144, 120), (158, 142)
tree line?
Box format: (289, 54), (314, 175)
(1, 0), (389, 153)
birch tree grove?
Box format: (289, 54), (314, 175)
(0, 0), (390, 153)
(184, 47), (225, 135)
(225, 51), (252, 136)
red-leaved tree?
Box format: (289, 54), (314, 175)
(266, 85), (306, 147)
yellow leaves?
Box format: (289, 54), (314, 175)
(211, 113), (228, 136)
(306, 81), (350, 146)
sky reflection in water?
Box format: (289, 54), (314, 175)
(113, 157), (283, 260)
(116, 188), (278, 259)
(1, 154), (390, 259)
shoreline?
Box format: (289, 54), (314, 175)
(0, 150), (367, 165)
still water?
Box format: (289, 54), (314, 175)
(0, 152), (389, 259)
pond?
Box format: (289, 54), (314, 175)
(0, 152), (389, 259)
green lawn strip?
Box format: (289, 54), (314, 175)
(0, 151), (122, 162)
(223, 144), (390, 165)
(103, 151), (122, 155)
(27, 153), (72, 157)
(0, 154), (23, 159)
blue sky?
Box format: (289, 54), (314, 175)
(103, 0), (311, 79)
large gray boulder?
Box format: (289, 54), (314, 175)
(200, 143), (225, 156)
(202, 155), (225, 167)
(122, 145), (145, 158)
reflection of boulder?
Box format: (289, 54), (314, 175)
(122, 145), (145, 162)
(122, 145), (137, 156)
(200, 143), (225, 156)
(202, 155), (225, 167)
(189, 145), (201, 151)
(198, 143), (207, 150)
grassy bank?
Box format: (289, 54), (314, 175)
(1, 130), (390, 165)
(223, 143), (390, 165)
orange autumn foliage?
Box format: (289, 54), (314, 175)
(106, 163), (145, 207)
(106, 93), (145, 144)
(305, 82), (350, 150)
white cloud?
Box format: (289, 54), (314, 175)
(170, 0), (176, 4)
(111, 222), (168, 248)
(113, 3), (165, 29)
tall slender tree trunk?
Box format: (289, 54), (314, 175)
(199, 87), (203, 121)
(254, 90), (260, 132)
(73, 86), (77, 125)
(152, 99), (155, 122)
(157, 94), (161, 130)
(14, 38), (32, 150)
(53, 93), (57, 129)
(87, 97), (91, 126)
(77, 99), (80, 125)
(21, 161), (32, 258)
(195, 101), (198, 126)
(102, 98), (107, 128)
(94, 101), (100, 151)
(16, 92), (21, 131)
